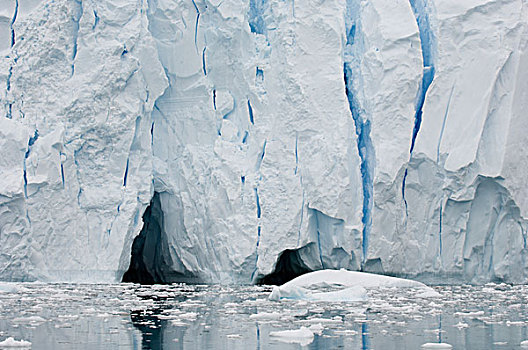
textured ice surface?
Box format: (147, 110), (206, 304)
(0, 0), (527, 283)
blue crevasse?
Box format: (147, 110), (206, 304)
(202, 47), (207, 75)
(402, 0), (436, 210)
(251, 139), (267, 281)
(191, 0), (200, 51)
(92, 10), (99, 30)
(10, 0), (18, 47)
(344, 0), (375, 266)
(71, 0), (83, 76)
(248, 0), (268, 35)
(247, 99), (255, 125)
(23, 130), (39, 199)
(123, 158), (129, 187)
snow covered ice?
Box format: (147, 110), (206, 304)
(0, 0), (528, 289)
(269, 269), (438, 301)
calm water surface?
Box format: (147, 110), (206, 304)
(1, 283), (528, 349)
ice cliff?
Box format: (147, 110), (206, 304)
(0, 0), (527, 284)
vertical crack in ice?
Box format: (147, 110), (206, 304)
(247, 99), (255, 125)
(5, 1), (19, 118)
(150, 122), (154, 146)
(212, 89), (217, 110)
(295, 134), (305, 245)
(59, 151), (65, 188)
(71, 0), (84, 76)
(191, 0), (200, 52)
(242, 131), (249, 144)
(251, 140), (267, 281)
(92, 10), (99, 30)
(255, 139), (267, 172)
(344, 2), (374, 266)
(437, 84), (455, 163)
(294, 134), (299, 175)
(5, 61), (15, 119)
(73, 150), (82, 207)
(254, 188), (262, 219)
(313, 211), (325, 269)
(201, 47), (207, 75)
(123, 158), (130, 187)
(408, 0), (436, 154)
(10, 0), (18, 47)
(23, 130), (39, 199)
(402, 169), (409, 216)
(402, 0), (436, 213)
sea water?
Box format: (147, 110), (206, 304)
(0, 283), (527, 349)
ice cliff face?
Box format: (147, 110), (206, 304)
(0, 0), (527, 284)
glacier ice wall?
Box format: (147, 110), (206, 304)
(0, 0), (527, 283)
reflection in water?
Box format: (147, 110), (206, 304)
(438, 314), (442, 343)
(362, 314), (370, 350)
(1, 284), (528, 349)
(130, 308), (166, 350)
(256, 323), (261, 350)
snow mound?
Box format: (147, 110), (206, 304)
(269, 327), (314, 346)
(0, 337), (31, 348)
(269, 269), (437, 301)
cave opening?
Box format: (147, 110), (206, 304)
(122, 192), (194, 284)
(256, 248), (313, 285)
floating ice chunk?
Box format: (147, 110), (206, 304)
(453, 322), (469, 329)
(269, 327), (314, 346)
(270, 269), (435, 301)
(249, 312), (282, 320)
(420, 343), (453, 349)
(0, 337), (32, 347)
(269, 284), (307, 301)
(179, 312), (198, 321)
(0, 283), (18, 293)
(12, 316), (46, 324)
(226, 334), (241, 339)
(308, 323), (324, 335)
(454, 311), (484, 318)
(297, 317), (342, 325)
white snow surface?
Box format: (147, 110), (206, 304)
(269, 269), (434, 301)
(0, 0), (527, 283)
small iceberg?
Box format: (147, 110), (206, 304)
(269, 269), (438, 301)
(0, 283), (19, 293)
(269, 327), (314, 346)
(420, 343), (453, 349)
(0, 337), (32, 348)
